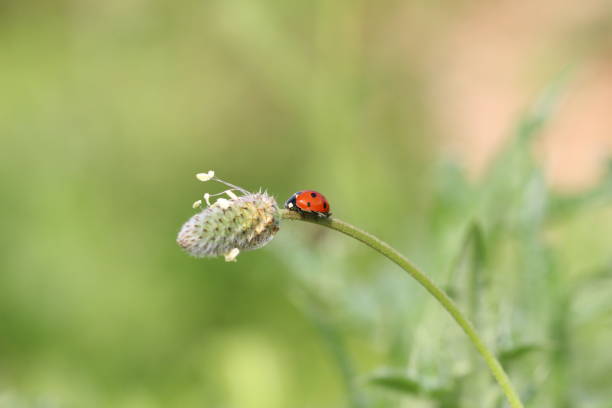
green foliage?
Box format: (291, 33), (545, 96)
(279, 80), (612, 407)
(0, 1), (611, 408)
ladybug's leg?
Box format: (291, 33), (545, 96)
(298, 209), (317, 217)
(294, 207), (308, 216)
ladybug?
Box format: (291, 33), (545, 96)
(285, 190), (331, 217)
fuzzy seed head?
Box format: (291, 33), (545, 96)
(177, 192), (280, 259)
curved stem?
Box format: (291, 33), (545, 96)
(281, 210), (524, 408)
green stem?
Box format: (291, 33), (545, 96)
(281, 210), (524, 408)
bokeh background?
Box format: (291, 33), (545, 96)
(1, 1), (611, 407)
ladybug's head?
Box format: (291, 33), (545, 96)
(284, 192), (301, 211)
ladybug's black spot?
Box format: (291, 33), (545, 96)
(323, 202), (327, 209)
(307, 202), (311, 207)
(310, 192), (317, 198)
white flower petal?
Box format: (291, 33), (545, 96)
(224, 248), (240, 262)
(215, 198), (231, 209)
(192, 199), (202, 209)
(225, 190), (238, 200)
(196, 170), (215, 182)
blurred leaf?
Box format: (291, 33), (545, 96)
(447, 221), (487, 324)
(366, 369), (461, 408)
(367, 372), (424, 395)
(498, 344), (543, 366)
(489, 72), (567, 178)
(515, 67), (573, 143)
(467, 221), (486, 315)
(431, 160), (474, 233)
(482, 70), (573, 236)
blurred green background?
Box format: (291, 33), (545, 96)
(1, 1), (611, 407)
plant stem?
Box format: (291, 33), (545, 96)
(281, 210), (524, 408)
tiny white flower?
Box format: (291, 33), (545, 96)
(192, 199), (202, 209)
(215, 198), (231, 209)
(204, 193), (211, 206)
(224, 248), (240, 262)
(225, 190), (238, 200)
(196, 170), (215, 182)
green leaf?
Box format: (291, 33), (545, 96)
(366, 370), (453, 401)
(446, 221), (487, 324)
(498, 344), (543, 366)
(367, 373), (424, 395)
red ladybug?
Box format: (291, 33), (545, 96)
(285, 190), (331, 217)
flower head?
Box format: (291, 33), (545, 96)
(177, 172), (280, 261)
